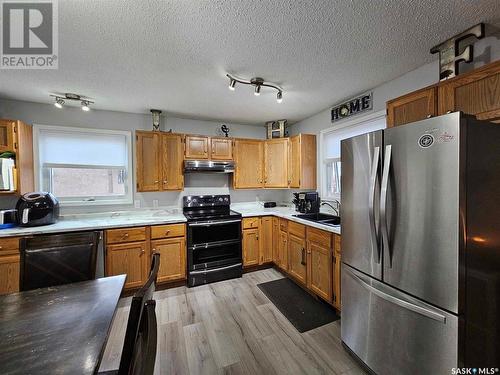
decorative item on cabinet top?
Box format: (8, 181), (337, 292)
(430, 23), (485, 81)
(266, 120), (288, 139)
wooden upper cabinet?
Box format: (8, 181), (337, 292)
(136, 131), (160, 192)
(136, 131), (184, 192)
(0, 120), (15, 153)
(264, 138), (288, 188)
(185, 135), (209, 159)
(242, 227), (260, 267)
(210, 137), (233, 160)
(233, 139), (264, 189)
(438, 60), (500, 123)
(259, 216), (273, 264)
(0, 120), (34, 195)
(161, 133), (184, 190)
(288, 134), (316, 189)
(386, 86), (437, 127)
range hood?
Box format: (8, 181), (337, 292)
(184, 160), (235, 173)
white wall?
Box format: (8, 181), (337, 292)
(0, 98), (290, 212)
(290, 34), (500, 198)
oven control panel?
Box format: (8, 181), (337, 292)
(183, 195), (230, 208)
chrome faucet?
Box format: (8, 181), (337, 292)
(321, 200), (340, 216)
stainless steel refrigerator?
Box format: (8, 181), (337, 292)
(340, 112), (500, 374)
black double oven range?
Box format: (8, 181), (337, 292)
(183, 195), (242, 287)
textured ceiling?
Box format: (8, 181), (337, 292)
(1, 0), (499, 124)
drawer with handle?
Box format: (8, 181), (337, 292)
(151, 223), (185, 239)
(106, 227), (147, 244)
(242, 217), (260, 229)
(0, 237), (20, 254)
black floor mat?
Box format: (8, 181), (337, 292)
(257, 277), (340, 333)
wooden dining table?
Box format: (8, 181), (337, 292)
(0, 275), (126, 375)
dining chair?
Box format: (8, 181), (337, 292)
(100, 252), (160, 375)
(129, 300), (157, 375)
(19, 231), (100, 291)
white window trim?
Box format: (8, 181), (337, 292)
(33, 124), (133, 206)
(319, 110), (386, 201)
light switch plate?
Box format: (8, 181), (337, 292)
(153, 199), (159, 208)
(134, 200), (141, 209)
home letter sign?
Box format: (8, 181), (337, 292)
(331, 92), (372, 123)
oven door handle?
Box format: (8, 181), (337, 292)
(189, 239), (241, 250)
(188, 219), (241, 227)
(190, 263), (242, 275)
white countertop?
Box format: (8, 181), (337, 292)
(0, 203), (340, 238)
(0, 209), (187, 238)
(232, 203), (341, 235)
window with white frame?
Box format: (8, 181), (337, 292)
(34, 125), (133, 206)
(321, 111), (386, 200)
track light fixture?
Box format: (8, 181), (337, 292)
(54, 97), (64, 109)
(50, 93), (94, 111)
(226, 74), (283, 103)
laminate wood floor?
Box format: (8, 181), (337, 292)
(99, 268), (367, 375)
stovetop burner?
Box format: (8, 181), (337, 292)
(182, 195), (241, 222)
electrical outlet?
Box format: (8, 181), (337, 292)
(134, 200), (141, 209)
(153, 199), (159, 208)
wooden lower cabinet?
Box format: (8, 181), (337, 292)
(242, 227), (260, 267)
(333, 252), (341, 310)
(151, 237), (186, 283)
(106, 241), (148, 290)
(0, 254), (20, 295)
(272, 217), (279, 264)
(333, 234), (342, 310)
(259, 217), (273, 264)
(307, 240), (332, 302)
(288, 232), (307, 285)
(277, 229), (288, 271)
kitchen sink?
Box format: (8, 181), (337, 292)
(293, 213), (341, 226)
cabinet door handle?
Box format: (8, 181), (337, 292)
(122, 233), (129, 238)
(141, 249), (145, 255)
(163, 180), (167, 184)
(165, 230), (170, 235)
(427, 114), (432, 118)
(154, 180), (159, 183)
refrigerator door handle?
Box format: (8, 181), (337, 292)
(380, 144), (392, 267)
(347, 267), (447, 323)
(368, 146), (381, 263)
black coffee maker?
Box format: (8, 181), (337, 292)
(292, 192), (320, 214)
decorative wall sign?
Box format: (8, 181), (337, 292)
(331, 92), (372, 123)
(430, 23), (485, 81)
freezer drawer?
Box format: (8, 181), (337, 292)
(341, 264), (458, 375)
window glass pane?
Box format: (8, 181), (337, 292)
(326, 159), (341, 196)
(48, 167), (125, 198)
(324, 117), (386, 159)
(39, 130), (127, 167)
